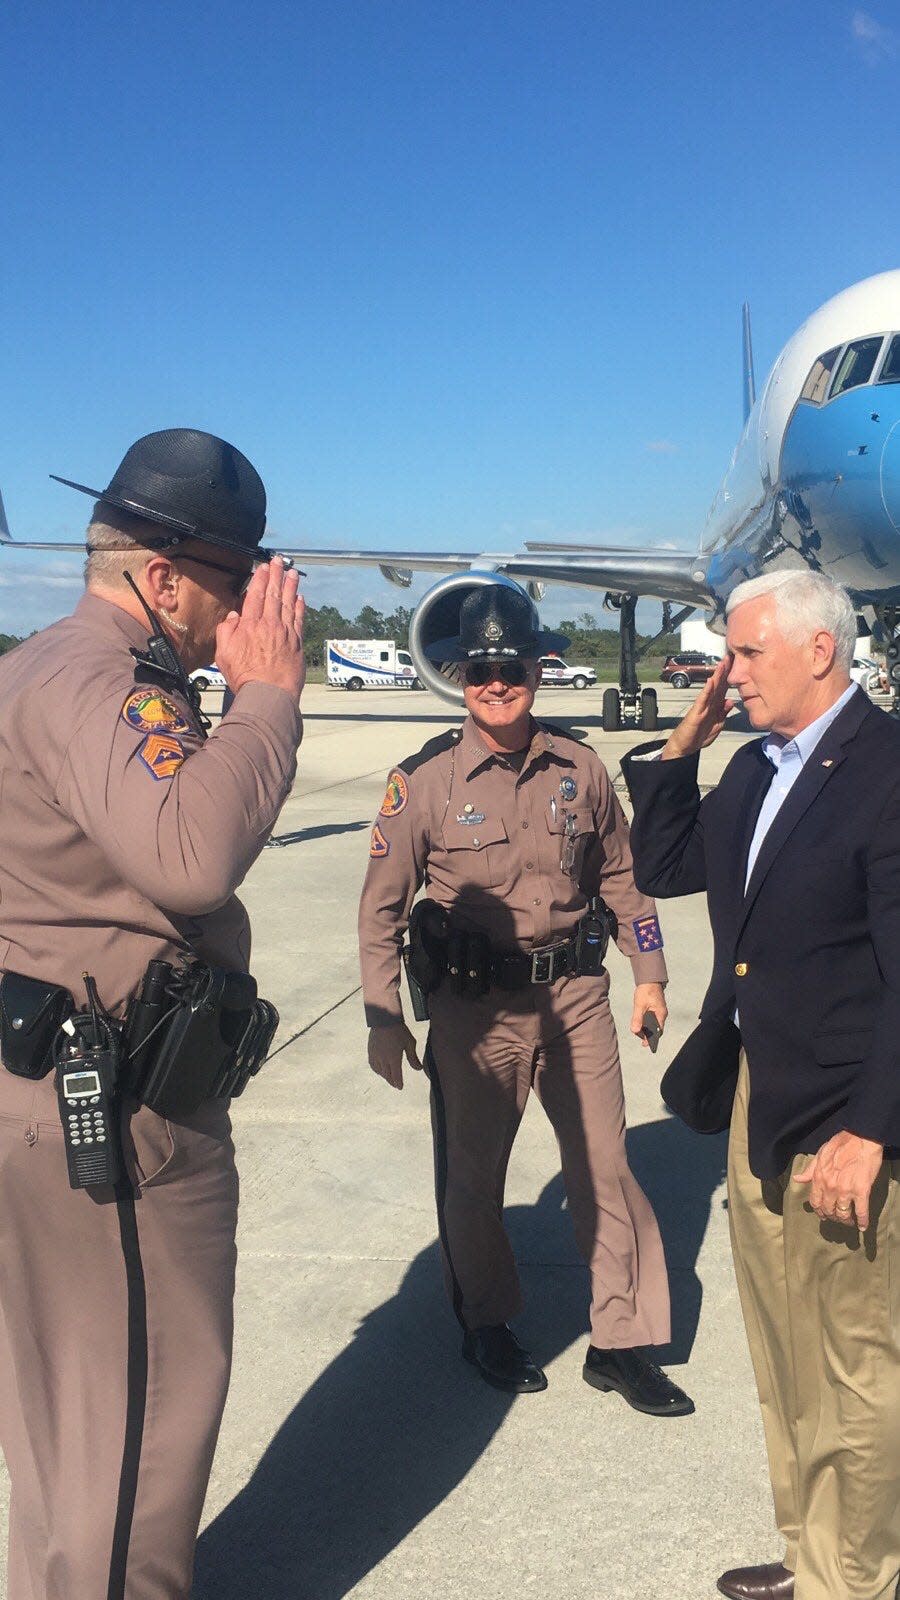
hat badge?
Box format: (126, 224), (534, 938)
(484, 617), (503, 641)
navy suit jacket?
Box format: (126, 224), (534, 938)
(622, 689), (900, 1178)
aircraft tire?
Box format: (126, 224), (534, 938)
(602, 688), (622, 732)
(640, 687), (658, 731)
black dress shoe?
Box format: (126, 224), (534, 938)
(717, 1563), (794, 1599)
(582, 1346), (695, 1416)
(462, 1324), (548, 1393)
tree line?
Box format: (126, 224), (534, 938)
(0, 610), (681, 668)
(302, 603), (677, 667)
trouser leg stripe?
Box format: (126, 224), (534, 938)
(106, 1179), (148, 1600)
(425, 1036), (466, 1329)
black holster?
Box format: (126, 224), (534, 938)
(0, 971), (73, 1080)
(404, 901), (450, 1019)
(125, 960), (279, 1118)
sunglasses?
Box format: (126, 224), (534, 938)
(464, 659), (530, 687)
(176, 552), (256, 600)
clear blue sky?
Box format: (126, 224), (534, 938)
(3, 0), (899, 633)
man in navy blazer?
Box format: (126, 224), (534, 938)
(622, 570), (900, 1600)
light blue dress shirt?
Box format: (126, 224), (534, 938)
(743, 682), (859, 888)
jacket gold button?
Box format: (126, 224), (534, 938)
(734, 962), (748, 977)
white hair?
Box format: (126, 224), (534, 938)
(725, 569), (857, 671)
(83, 503), (160, 588)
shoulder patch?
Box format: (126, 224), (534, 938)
(138, 733), (186, 780)
(398, 726), (461, 777)
(370, 824), (390, 858)
(633, 914), (663, 952)
(379, 770), (409, 818)
(122, 689), (191, 736)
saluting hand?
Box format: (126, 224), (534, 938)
(216, 557), (306, 701)
(367, 1021), (423, 1091)
(661, 655), (738, 760)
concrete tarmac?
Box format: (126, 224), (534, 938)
(1, 682), (783, 1598)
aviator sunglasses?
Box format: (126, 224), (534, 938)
(175, 552), (256, 600)
(464, 659), (531, 687)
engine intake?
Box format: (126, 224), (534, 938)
(408, 571), (532, 704)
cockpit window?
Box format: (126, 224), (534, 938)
(876, 334), (900, 385)
(829, 336), (885, 398)
(801, 346), (840, 403)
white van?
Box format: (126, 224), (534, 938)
(326, 639), (420, 690)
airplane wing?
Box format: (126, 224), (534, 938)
(0, 507), (714, 609)
(274, 542), (713, 608)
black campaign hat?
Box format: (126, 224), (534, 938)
(51, 428), (271, 558)
(424, 582), (570, 663)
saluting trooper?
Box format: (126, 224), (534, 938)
(358, 582), (693, 1413)
(0, 430), (305, 1599)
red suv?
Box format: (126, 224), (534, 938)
(660, 652), (720, 688)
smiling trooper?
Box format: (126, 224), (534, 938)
(357, 581), (693, 1413)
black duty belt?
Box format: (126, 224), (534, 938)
(489, 937), (579, 989)
(404, 897), (615, 1014)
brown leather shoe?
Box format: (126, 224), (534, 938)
(717, 1563), (794, 1600)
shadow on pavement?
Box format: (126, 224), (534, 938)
(193, 1117), (724, 1600)
(265, 821), (370, 847)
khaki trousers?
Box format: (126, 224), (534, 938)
(426, 973), (671, 1347)
(728, 1053), (900, 1600)
(0, 1071), (238, 1600)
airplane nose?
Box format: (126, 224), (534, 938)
(882, 421), (900, 533)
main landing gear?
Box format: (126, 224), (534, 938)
(601, 593), (658, 734)
(876, 605), (900, 717)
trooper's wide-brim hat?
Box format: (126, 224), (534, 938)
(424, 581), (570, 663)
(52, 428), (273, 560)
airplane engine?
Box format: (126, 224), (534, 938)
(408, 570), (532, 704)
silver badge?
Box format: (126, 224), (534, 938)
(560, 776), (578, 801)
(484, 618), (503, 641)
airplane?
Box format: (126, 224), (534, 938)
(2, 269), (900, 726)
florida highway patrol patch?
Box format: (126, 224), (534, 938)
(122, 689), (191, 736)
(138, 734), (186, 780)
(370, 824), (390, 858)
(379, 770), (409, 818)
(633, 914), (663, 952)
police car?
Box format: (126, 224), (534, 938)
(537, 655), (597, 690)
(189, 666), (227, 692)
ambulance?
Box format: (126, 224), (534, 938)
(326, 639), (421, 690)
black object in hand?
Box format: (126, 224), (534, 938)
(641, 1010), (662, 1053)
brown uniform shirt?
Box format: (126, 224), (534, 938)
(359, 714), (667, 1026)
(0, 591), (302, 1032)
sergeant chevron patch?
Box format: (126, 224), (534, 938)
(633, 914), (663, 952)
(138, 734), (186, 780)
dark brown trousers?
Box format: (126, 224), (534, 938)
(426, 974), (670, 1347)
(0, 1073), (238, 1600)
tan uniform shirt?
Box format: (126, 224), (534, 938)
(0, 591), (302, 1030)
(359, 715), (667, 1026)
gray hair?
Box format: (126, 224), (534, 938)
(725, 569), (857, 671)
(83, 502), (164, 588)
